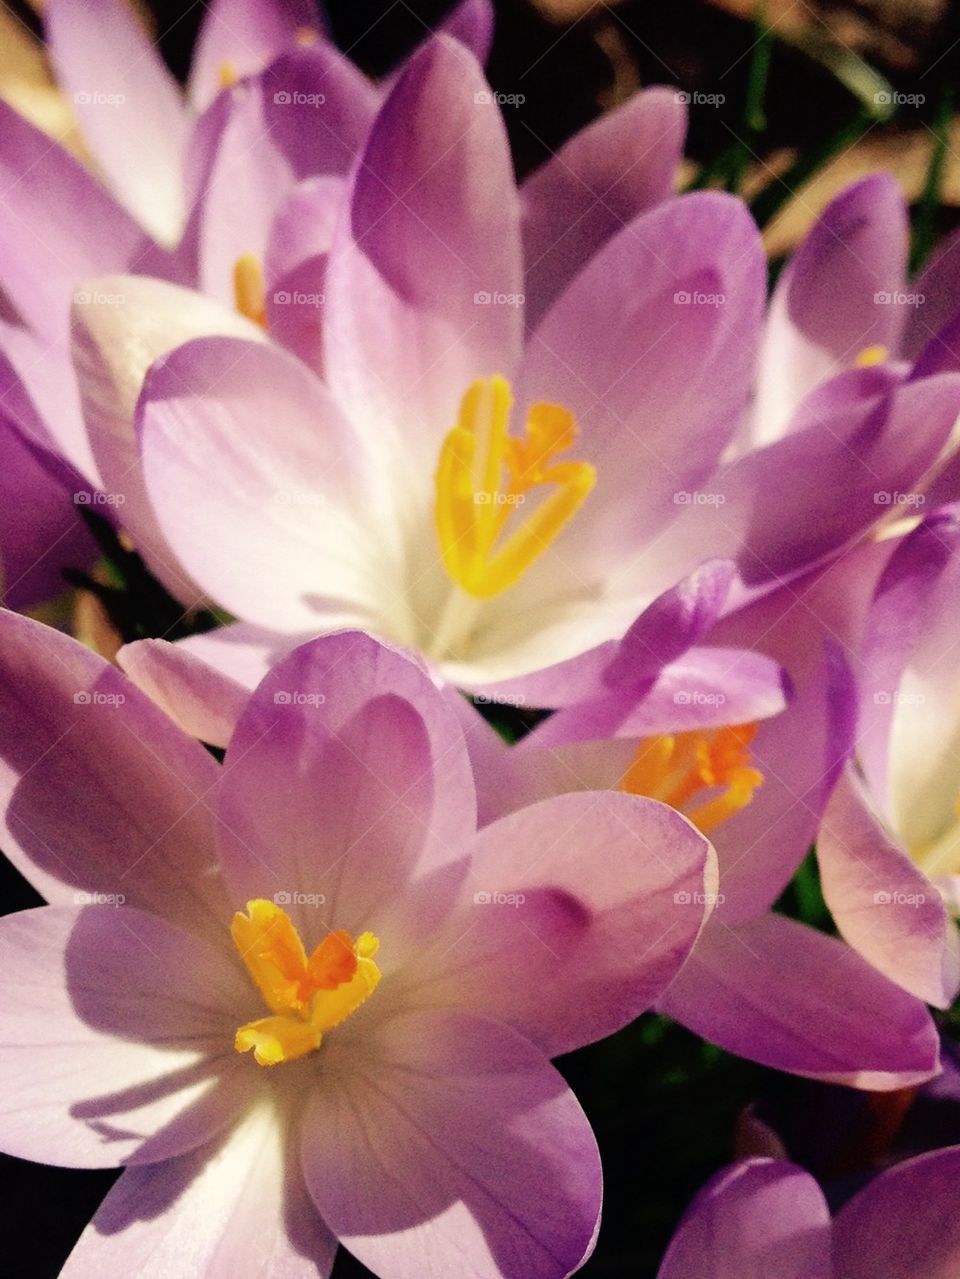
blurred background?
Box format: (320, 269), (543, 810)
(1, 0), (960, 1273)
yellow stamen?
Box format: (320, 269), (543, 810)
(218, 60), (239, 90)
(295, 26), (319, 46)
(231, 900), (380, 1066)
(233, 253), (267, 328)
(855, 344), (888, 368)
(621, 724), (763, 833)
(434, 376), (596, 600)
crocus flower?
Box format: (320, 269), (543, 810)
(746, 171), (960, 447)
(456, 559), (941, 1087)
(0, 609), (722, 1277)
(0, 0), (383, 606)
(656, 1150), (960, 1278)
(815, 505), (960, 1007)
(0, 0), (686, 614)
(68, 34), (960, 714)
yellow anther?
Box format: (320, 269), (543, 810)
(434, 376), (596, 599)
(233, 253), (267, 328)
(218, 60), (239, 90)
(295, 26), (319, 46)
(855, 344), (889, 368)
(621, 723), (763, 833)
(231, 900), (380, 1066)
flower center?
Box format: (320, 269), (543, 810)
(434, 375), (596, 601)
(231, 899), (380, 1067)
(233, 253), (267, 327)
(619, 723), (763, 833)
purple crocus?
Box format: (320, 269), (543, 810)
(65, 35), (960, 711)
(656, 1150), (960, 1278)
(455, 559), (942, 1087)
(814, 506), (960, 1008)
(0, 0), (494, 607)
(0, 609), (721, 1277)
(0, 0), (685, 612)
(0, 0), (376, 607)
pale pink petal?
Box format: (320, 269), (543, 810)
(0, 905), (251, 1168)
(522, 87), (685, 327)
(659, 912), (940, 1088)
(832, 1147), (960, 1279)
(410, 790), (715, 1056)
(217, 632), (475, 954)
(46, 0), (189, 245)
(324, 36), (523, 501)
(657, 1158), (831, 1279)
(0, 610), (227, 936)
(818, 763), (960, 1007)
(64, 1101), (336, 1277)
(137, 335), (391, 632)
(70, 274), (264, 601)
(188, 0), (324, 112)
(301, 1008), (601, 1279)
